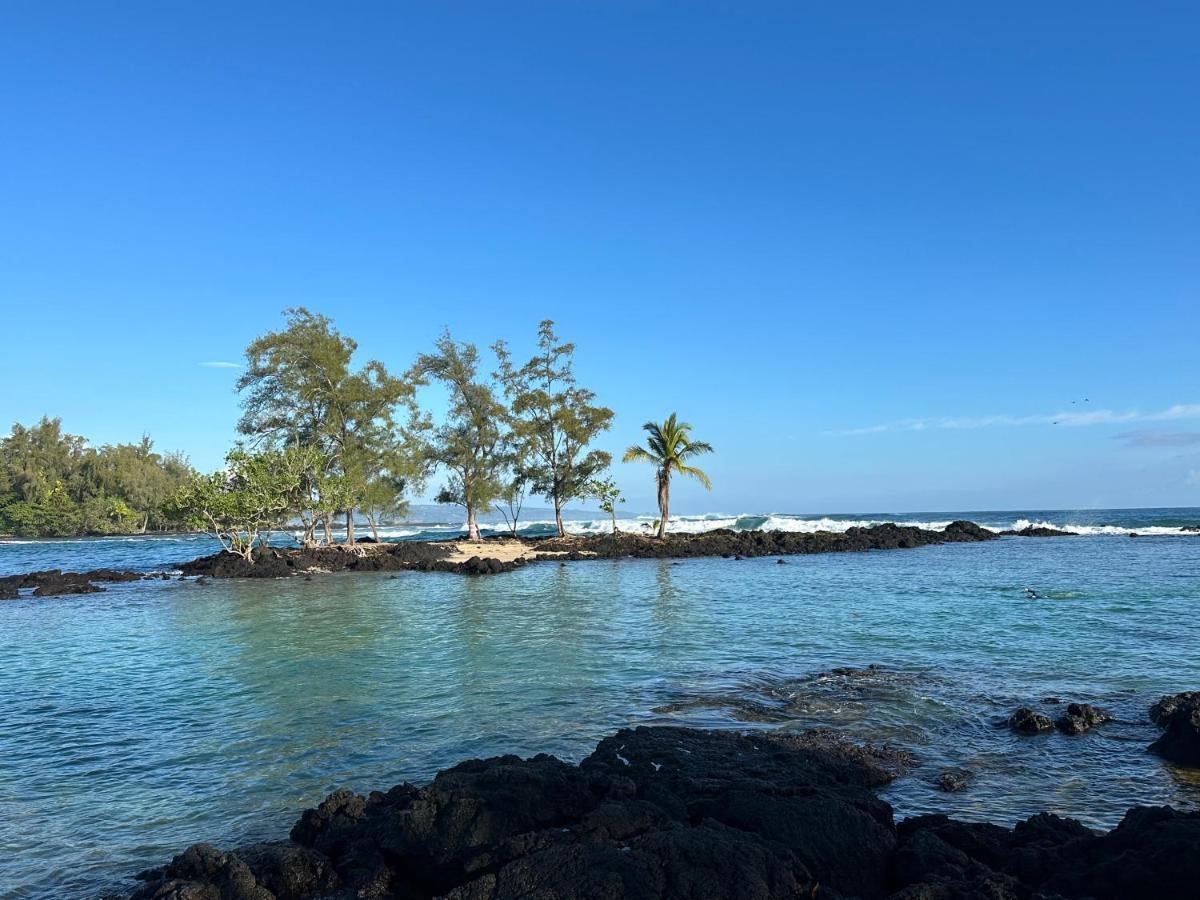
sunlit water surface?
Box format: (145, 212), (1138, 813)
(2, 533), (1199, 897)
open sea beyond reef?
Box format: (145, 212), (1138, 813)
(3, 508), (1200, 898)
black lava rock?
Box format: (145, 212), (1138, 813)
(1148, 692), (1200, 766)
(1055, 703), (1112, 735)
(1009, 707), (1053, 734)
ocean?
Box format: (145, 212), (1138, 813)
(2, 508), (1198, 898)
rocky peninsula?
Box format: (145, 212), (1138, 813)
(176, 519), (1069, 580)
(123, 722), (1199, 900)
(0, 521), (1078, 598)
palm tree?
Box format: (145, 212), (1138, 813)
(622, 413), (713, 538)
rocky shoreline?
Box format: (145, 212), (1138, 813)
(0, 521), (1083, 598)
(1, 520), (1076, 598)
(121, 721), (1199, 900)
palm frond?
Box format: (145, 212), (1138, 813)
(622, 445), (655, 464)
(674, 462), (713, 490)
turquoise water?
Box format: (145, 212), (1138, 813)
(2, 513), (1200, 898)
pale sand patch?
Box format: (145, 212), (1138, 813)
(350, 537), (595, 563)
(444, 538), (595, 563)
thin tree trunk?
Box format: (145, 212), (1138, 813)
(367, 512), (380, 542)
(554, 495), (565, 537)
(467, 505), (480, 541)
(611, 510), (618, 534)
(345, 509), (355, 545)
(322, 515), (333, 545)
(657, 470), (670, 539)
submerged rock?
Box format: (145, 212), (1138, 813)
(934, 768), (973, 792)
(1008, 707), (1053, 734)
(0, 567), (144, 599)
(1149, 692), (1200, 766)
(1055, 703), (1112, 735)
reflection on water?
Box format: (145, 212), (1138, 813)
(2, 535), (1199, 897)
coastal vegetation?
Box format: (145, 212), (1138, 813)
(2, 312), (695, 548)
(235, 307), (423, 546)
(0, 418), (195, 537)
(494, 320), (614, 536)
(622, 413), (714, 538)
(194, 313), (627, 551)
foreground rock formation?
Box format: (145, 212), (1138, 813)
(1149, 691), (1200, 766)
(125, 726), (1199, 900)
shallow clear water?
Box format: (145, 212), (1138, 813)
(2, 530), (1200, 898)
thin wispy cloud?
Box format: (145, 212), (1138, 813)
(826, 404), (1200, 437)
(1114, 430), (1200, 448)
(199, 361), (241, 369)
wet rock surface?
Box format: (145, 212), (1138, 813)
(998, 525), (1077, 537)
(124, 726), (1200, 900)
(1055, 703), (1113, 735)
(1149, 691), (1200, 766)
(934, 769), (973, 792)
(650, 664), (929, 725)
(0, 567), (152, 599)
(1008, 707), (1053, 734)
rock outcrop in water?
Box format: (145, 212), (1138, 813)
(124, 726), (1200, 900)
(535, 520), (1003, 561)
(0, 568), (151, 599)
(1149, 691), (1200, 766)
(1008, 707), (1053, 734)
(1055, 702), (1112, 735)
(1, 520), (1071, 597)
(178, 543), (527, 579)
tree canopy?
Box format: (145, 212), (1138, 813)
(236, 307), (424, 545)
(0, 418), (195, 537)
(494, 320), (613, 536)
(623, 413), (713, 538)
(413, 331), (509, 541)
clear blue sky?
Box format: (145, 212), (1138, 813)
(2, 2), (1197, 514)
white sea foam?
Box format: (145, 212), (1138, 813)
(1006, 519), (1193, 536)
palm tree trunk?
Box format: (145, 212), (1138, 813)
(656, 469), (670, 539)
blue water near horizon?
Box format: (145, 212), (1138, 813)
(2, 508), (1200, 898)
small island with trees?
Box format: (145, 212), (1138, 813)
(1, 308), (1072, 594)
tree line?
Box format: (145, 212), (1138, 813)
(170, 309), (631, 557)
(0, 419), (195, 537)
(2, 309), (715, 550)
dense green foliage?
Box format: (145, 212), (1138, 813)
(236, 307), (425, 545)
(494, 320), (614, 536)
(623, 413), (713, 538)
(12, 312), (713, 551)
(413, 331), (509, 541)
(0, 418), (195, 537)
(167, 447), (315, 558)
